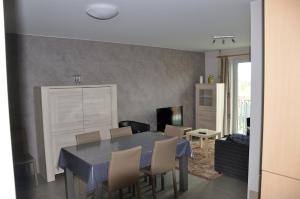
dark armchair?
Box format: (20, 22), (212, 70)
(214, 134), (249, 182)
(118, 121), (150, 134)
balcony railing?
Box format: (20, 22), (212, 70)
(237, 98), (251, 134)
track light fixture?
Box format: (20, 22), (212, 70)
(212, 35), (236, 45)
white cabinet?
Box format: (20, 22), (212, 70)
(83, 87), (116, 140)
(195, 84), (224, 134)
(36, 85), (118, 182)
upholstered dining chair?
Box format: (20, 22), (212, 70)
(142, 137), (178, 199)
(103, 146), (142, 199)
(75, 131), (101, 197)
(76, 131), (101, 145)
(164, 125), (185, 139)
(110, 126), (133, 139)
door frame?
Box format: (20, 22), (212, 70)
(0, 0), (16, 198)
(248, 0), (263, 198)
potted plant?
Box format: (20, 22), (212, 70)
(208, 74), (215, 84)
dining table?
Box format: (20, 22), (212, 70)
(59, 131), (192, 199)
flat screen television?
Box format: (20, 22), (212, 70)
(156, 106), (183, 132)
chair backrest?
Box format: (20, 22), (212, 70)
(151, 137), (178, 175)
(108, 146), (142, 191)
(164, 125), (185, 139)
(110, 126), (132, 139)
(76, 131), (101, 145)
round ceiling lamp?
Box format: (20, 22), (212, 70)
(86, 3), (119, 20)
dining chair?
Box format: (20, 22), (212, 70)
(142, 137), (178, 199)
(110, 126), (132, 139)
(75, 131), (101, 198)
(164, 125), (185, 139)
(103, 146), (142, 199)
(76, 131), (101, 145)
(12, 128), (38, 186)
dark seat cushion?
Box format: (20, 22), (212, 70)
(227, 134), (249, 145)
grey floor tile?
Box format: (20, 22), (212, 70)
(16, 172), (247, 199)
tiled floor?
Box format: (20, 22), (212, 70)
(16, 172), (247, 199)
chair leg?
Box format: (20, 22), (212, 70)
(132, 185), (136, 197)
(172, 170), (178, 198)
(108, 191), (112, 199)
(151, 176), (157, 199)
(161, 174), (165, 191)
(119, 189), (123, 199)
(32, 160), (38, 186)
(136, 182), (141, 199)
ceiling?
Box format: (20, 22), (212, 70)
(4, 0), (251, 52)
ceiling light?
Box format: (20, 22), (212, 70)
(86, 4), (119, 20)
(211, 35), (236, 45)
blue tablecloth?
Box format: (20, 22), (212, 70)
(59, 132), (191, 193)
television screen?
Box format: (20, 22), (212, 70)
(156, 106), (183, 131)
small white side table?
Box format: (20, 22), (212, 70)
(186, 129), (222, 158)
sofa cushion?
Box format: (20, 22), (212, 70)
(227, 134), (249, 145)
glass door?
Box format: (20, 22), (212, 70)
(233, 61), (251, 134)
(199, 89), (214, 107)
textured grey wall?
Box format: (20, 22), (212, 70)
(6, 34), (205, 169)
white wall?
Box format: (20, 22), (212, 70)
(0, 0), (16, 198)
(248, 0), (263, 198)
(204, 47), (250, 83)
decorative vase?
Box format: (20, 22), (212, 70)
(199, 76), (204, 84)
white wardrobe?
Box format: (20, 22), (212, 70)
(36, 85), (118, 182)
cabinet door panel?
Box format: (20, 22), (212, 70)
(48, 88), (83, 133)
(197, 110), (216, 130)
(261, 171), (300, 199)
(263, 0), (300, 179)
(198, 86), (216, 108)
(83, 87), (113, 139)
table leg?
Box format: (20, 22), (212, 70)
(64, 168), (76, 199)
(200, 138), (203, 148)
(204, 137), (209, 158)
(179, 155), (188, 192)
